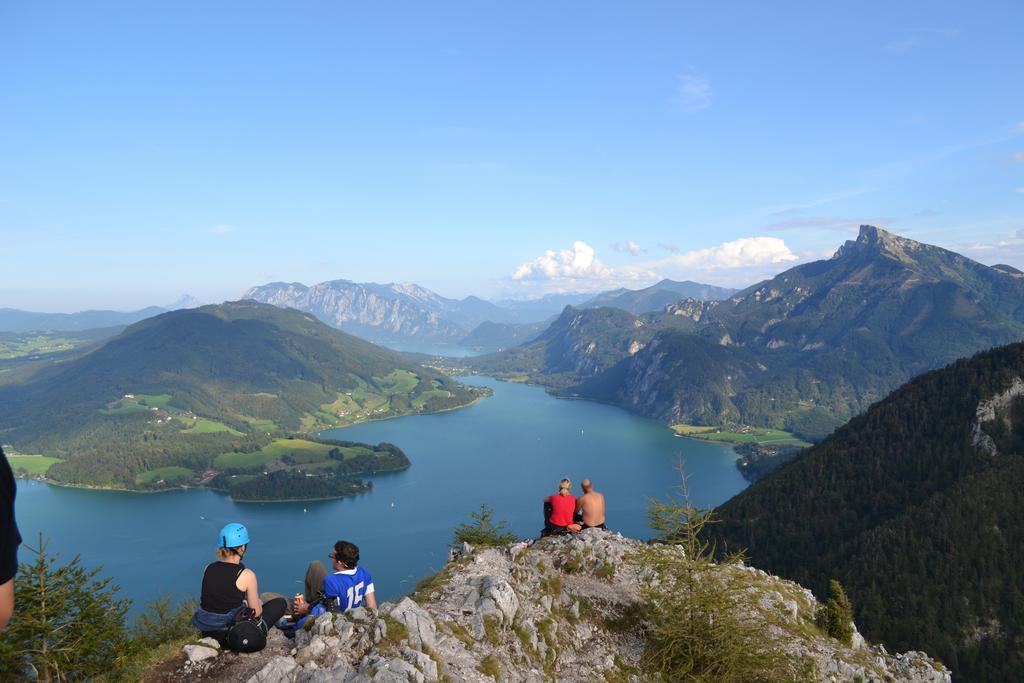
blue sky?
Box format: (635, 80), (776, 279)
(1, 1), (1022, 311)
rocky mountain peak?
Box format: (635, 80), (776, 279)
(832, 225), (923, 264)
(158, 530), (950, 683)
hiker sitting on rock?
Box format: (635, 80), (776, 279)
(291, 540), (377, 626)
(543, 477), (581, 535)
(574, 478), (607, 530)
(190, 523), (287, 650)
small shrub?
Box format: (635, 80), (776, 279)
(539, 576), (562, 597)
(453, 504), (518, 548)
(636, 470), (809, 682)
(817, 579), (855, 646)
(596, 561), (616, 580)
(0, 535), (133, 680)
(132, 593), (198, 648)
(477, 653), (502, 680)
(483, 614), (502, 646)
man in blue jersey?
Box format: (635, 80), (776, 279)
(292, 540), (376, 625)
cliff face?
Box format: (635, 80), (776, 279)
(153, 530), (949, 683)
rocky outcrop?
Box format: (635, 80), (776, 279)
(156, 531), (949, 682)
(972, 376), (1024, 456)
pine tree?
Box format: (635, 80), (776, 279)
(818, 579), (855, 646)
(0, 534), (132, 681)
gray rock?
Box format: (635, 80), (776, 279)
(312, 614), (336, 638)
(390, 597), (437, 650)
(478, 576), (518, 624)
(356, 654), (426, 683)
(348, 606), (371, 622)
(247, 655), (299, 683)
(401, 646), (438, 680)
(294, 635), (328, 667)
(334, 614), (356, 642)
(197, 636), (221, 649)
(295, 625), (312, 649)
(183, 643), (219, 663)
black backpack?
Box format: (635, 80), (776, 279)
(225, 608), (267, 653)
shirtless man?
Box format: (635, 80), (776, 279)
(574, 479), (606, 529)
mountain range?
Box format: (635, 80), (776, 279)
(470, 226), (1024, 439)
(711, 340), (1024, 681)
(242, 279), (735, 348)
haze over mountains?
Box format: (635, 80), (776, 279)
(0, 295), (204, 333)
(471, 226), (1024, 438)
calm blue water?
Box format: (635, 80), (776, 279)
(14, 377), (746, 616)
(375, 340), (484, 357)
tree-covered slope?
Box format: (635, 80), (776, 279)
(0, 301), (483, 488)
(710, 341), (1024, 681)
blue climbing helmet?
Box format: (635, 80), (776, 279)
(218, 522), (250, 549)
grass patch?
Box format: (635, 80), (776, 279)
(673, 424), (811, 447)
(539, 576), (562, 598)
(381, 613), (409, 645)
(483, 615), (501, 646)
(240, 416), (277, 432)
(376, 369), (419, 394)
(179, 417), (241, 435)
(411, 566), (455, 604)
(477, 654), (502, 680)
(135, 467), (194, 485)
(670, 424), (717, 435)
(213, 437), (339, 470)
(440, 620), (474, 649)
(7, 455), (62, 477)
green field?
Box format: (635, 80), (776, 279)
(179, 417), (242, 435)
(7, 455), (62, 476)
(412, 388), (452, 408)
(0, 335), (82, 359)
(213, 438), (348, 470)
(377, 369), (419, 394)
(135, 466), (194, 485)
(100, 393), (173, 415)
(671, 424), (811, 447)
(670, 424), (717, 435)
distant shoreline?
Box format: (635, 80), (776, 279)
(17, 478), (377, 504)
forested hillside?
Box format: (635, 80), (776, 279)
(710, 341), (1024, 681)
(0, 301), (483, 492)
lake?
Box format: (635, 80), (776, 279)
(14, 376), (746, 616)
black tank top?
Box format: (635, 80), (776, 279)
(200, 561), (246, 613)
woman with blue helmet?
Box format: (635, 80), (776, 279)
(190, 522), (287, 649)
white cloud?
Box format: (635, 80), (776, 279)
(208, 224), (234, 235)
(664, 237), (799, 270)
(676, 71), (711, 113)
(510, 237), (801, 294)
(513, 241), (611, 281)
